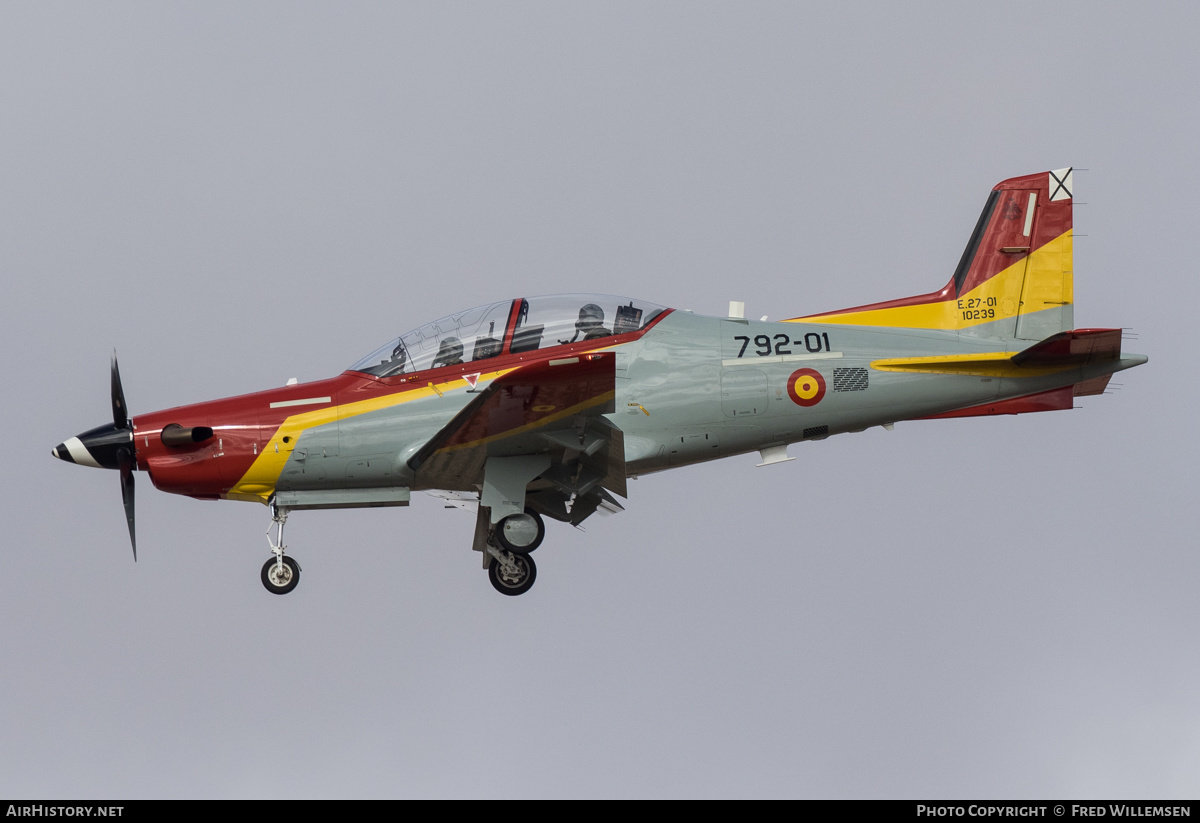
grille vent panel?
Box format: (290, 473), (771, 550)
(833, 367), (868, 392)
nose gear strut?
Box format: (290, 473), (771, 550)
(261, 502), (301, 595)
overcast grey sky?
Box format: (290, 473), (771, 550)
(2, 1), (1194, 798)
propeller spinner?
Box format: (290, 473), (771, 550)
(52, 354), (137, 560)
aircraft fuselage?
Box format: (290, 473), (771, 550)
(124, 309), (1141, 503)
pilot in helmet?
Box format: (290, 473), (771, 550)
(432, 336), (464, 369)
(561, 303), (612, 344)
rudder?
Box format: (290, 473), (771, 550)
(793, 168), (1075, 340)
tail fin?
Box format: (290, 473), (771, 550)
(793, 168), (1075, 340)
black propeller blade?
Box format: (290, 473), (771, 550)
(118, 447), (136, 562)
(112, 353), (136, 560)
(111, 352), (128, 429)
(52, 353), (139, 560)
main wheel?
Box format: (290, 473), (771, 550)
(261, 556), (300, 595)
(488, 551), (537, 596)
(495, 509), (545, 553)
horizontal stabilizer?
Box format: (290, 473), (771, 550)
(912, 328), (1145, 419)
(1072, 375), (1112, 397)
(920, 386), (1075, 419)
(873, 328), (1130, 378)
(1010, 328), (1121, 366)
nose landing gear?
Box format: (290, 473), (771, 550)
(261, 503), (301, 595)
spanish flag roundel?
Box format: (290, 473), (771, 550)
(786, 368), (826, 407)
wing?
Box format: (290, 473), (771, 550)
(410, 352), (626, 526)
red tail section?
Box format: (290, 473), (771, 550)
(793, 169), (1075, 340)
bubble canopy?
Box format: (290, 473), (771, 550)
(349, 294), (670, 378)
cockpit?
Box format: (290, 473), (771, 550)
(349, 294), (670, 378)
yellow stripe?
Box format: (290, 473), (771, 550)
(870, 352), (1073, 378)
(224, 368), (517, 503)
(791, 230), (1072, 330)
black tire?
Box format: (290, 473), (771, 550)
(261, 556), (300, 595)
(495, 509), (545, 554)
(488, 551), (537, 596)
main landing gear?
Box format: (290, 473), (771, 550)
(486, 547), (537, 596)
(483, 508), (544, 596)
(495, 510), (545, 553)
(261, 504), (301, 595)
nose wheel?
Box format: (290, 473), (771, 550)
(261, 555), (300, 594)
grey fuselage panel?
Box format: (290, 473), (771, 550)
(274, 310), (1134, 493)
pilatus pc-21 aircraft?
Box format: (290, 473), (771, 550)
(54, 168), (1146, 596)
